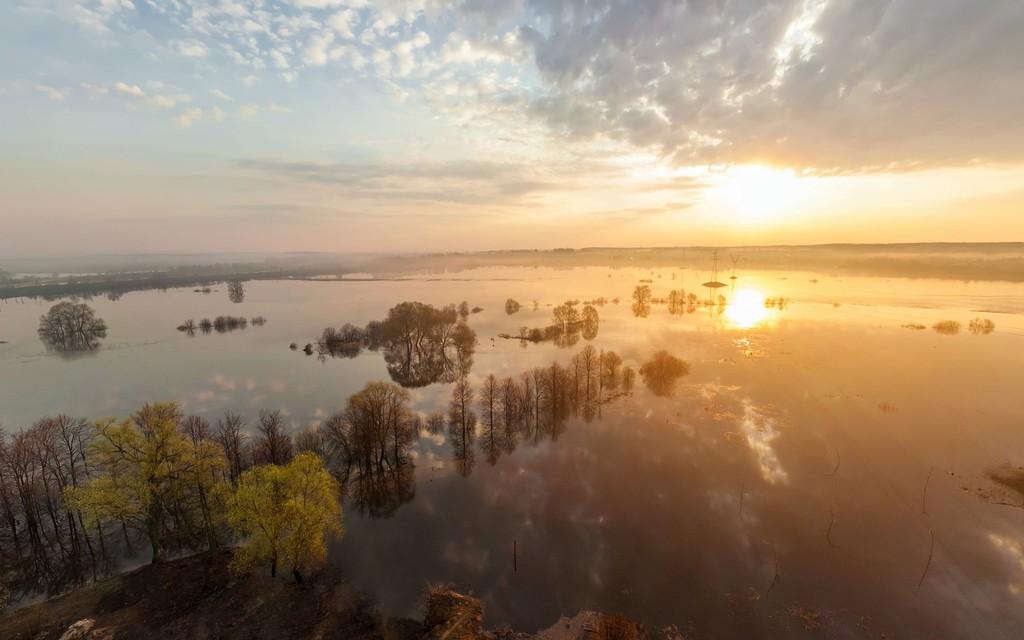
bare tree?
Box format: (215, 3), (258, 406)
(255, 410), (293, 466)
(216, 412), (248, 484)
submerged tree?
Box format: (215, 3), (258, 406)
(37, 301), (107, 352)
(504, 298), (522, 315)
(631, 285), (652, 318)
(639, 350), (690, 397)
(66, 402), (228, 564)
(227, 452), (342, 582)
(326, 381), (416, 476)
(227, 280), (245, 304)
(449, 376), (477, 477)
(377, 302), (476, 387)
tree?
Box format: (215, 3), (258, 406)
(227, 280), (245, 303)
(254, 410), (293, 466)
(327, 382), (415, 475)
(580, 304), (599, 340)
(631, 285), (652, 318)
(66, 402), (228, 564)
(504, 298), (521, 314)
(37, 302), (107, 352)
(552, 303), (580, 333)
(639, 351), (690, 397)
(216, 412), (248, 484)
(227, 452), (342, 582)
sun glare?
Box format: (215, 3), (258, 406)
(719, 165), (803, 224)
(725, 288), (770, 329)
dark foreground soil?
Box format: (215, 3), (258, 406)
(0, 550), (653, 640)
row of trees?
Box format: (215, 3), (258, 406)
(0, 344), (689, 603)
(633, 285), (729, 317)
(507, 301), (600, 346)
(176, 315), (267, 335)
(0, 405), (342, 601)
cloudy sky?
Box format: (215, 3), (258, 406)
(2, 0), (1022, 255)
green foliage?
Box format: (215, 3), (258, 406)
(227, 452), (342, 581)
(65, 402), (229, 562)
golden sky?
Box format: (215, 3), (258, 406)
(2, 0), (1022, 254)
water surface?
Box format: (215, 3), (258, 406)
(2, 267), (1023, 637)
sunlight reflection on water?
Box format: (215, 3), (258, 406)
(725, 288), (770, 329)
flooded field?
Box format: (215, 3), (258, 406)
(2, 266), (1023, 637)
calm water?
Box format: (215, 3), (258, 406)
(2, 267), (1024, 637)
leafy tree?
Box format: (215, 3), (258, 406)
(227, 452), (342, 582)
(639, 350), (690, 397)
(65, 402), (228, 563)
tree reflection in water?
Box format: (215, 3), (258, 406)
(311, 342), (663, 518)
(316, 302), (477, 387)
(37, 301), (108, 353)
(639, 350), (690, 397)
(321, 382), (419, 517)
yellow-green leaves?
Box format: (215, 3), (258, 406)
(65, 403), (229, 562)
(227, 452), (342, 580)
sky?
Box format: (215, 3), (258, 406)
(1, 0), (1023, 256)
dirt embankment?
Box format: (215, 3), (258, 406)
(0, 551), (658, 640)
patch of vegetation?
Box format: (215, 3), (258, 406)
(932, 320), (961, 335)
(37, 301), (107, 353)
(969, 318), (995, 335)
(639, 350), (690, 397)
(314, 302), (477, 387)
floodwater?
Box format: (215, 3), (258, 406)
(2, 266), (1024, 638)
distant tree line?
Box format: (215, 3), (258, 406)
(500, 300), (600, 347)
(177, 316), (267, 335)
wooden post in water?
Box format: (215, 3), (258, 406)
(514, 540), (517, 573)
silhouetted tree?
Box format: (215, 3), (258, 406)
(255, 410), (293, 466)
(227, 280), (245, 304)
(639, 351), (690, 397)
(37, 302), (107, 352)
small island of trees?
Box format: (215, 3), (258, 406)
(37, 301), (108, 353)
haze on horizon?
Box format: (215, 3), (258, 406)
(2, 0), (1023, 257)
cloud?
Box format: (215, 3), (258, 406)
(33, 84), (67, 101)
(237, 103), (290, 119)
(303, 32), (335, 66)
(114, 82), (145, 98)
(209, 89), (234, 102)
(174, 107), (203, 128)
(24, 0), (1024, 174)
(509, 0), (1024, 171)
(174, 39), (208, 58)
(236, 157), (577, 206)
(328, 9), (357, 38)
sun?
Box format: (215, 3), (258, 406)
(725, 288), (770, 329)
(718, 165), (802, 224)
